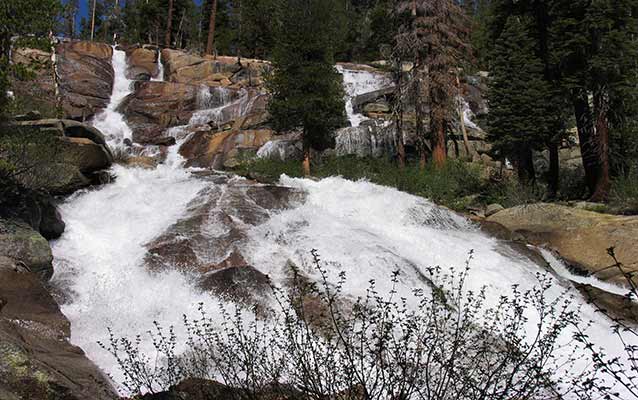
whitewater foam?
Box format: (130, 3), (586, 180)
(51, 50), (633, 397)
(337, 66), (391, 127)
(91, 48), (134, 148)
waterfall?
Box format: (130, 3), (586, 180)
(336, 65), (391, 127)
(51, 51), (632, 397)
(91, 49), (134, 148)
(152, 50), (165, 82)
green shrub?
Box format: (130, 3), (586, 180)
(481, 177), (544, 208)
(13, 36), (52, 53)
(237, 156), (483, 211)
(609, 170), (638, 214)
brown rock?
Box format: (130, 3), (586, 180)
(119, 81), (198, 144)
(126, 47), (159, 80)
(180, 128), (273, 169)
(577, 284), (638, 324)
(0, 267), (116, 400)
(58, 137), (112, 172)
(487, 203), (638, 286)
(56, 41), (114, 120)
(161, 49), (269, 88)
(123, 156), (157, 169)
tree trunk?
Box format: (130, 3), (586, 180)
(547, 141), (559, 199)
(431, 116), (447, 169)
(302, 147), (311, 177)
(516, 147), (535, 184)
(205, 0), (218, 56)
(590, 89), (611, 202)
(573, 88), (598, 195)
(90, 0), (97, 41)
(165, 0), (174, 47)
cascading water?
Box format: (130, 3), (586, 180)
(150, 49), (165, 82)
(91, 49), (134, 148)
(51, 51), (633, 397)
(337, 65), (391, 127)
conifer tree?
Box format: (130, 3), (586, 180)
(549, 0), (638, 201)
(394, 0), (470, 169)
(266, 0), (346, 176)
(487, 15), (554, 183)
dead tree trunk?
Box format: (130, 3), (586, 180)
(205, 0), (218, 56)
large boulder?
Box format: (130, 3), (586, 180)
(0, 219), (52, 280)
(119, 81), (198, 144)
(0, 188), (65, 241)
(126, 46), (159, 80)
(11, 119), (113, 194)
(0, 262), (117, 400)
(487, 203), (638, 286)
(180, 128), (273, 169)
(56, 41), (114, 120)
(161, 49), (269, 88)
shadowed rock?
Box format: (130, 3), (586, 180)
(0, 260), (117, 400)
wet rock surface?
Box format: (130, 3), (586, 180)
(145, 174), (305, 306)
(56, 41), (114, 120)
(119, 81), (199, 143)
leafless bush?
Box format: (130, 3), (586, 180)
(574, 247), (638, 399)
(102, 250), (595, 399)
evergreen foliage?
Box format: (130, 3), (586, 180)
(487, 15), (555, 182)
(0, 0), (60, 118)
(266, 0), (346, 169)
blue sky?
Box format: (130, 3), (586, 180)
(65, 0), (204, 26)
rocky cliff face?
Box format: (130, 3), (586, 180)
(56, 41), (115, 120)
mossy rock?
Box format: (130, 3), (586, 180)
(0, 219), (52, 280)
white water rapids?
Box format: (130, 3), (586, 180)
(51, 49), (633, 396)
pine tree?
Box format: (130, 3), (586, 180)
(240, 0), (277, 59)
(394, 0), (471, 169)
(549, 0), (638, 201)
(487, 15), (555, 183)
(266, 0), (346, 176)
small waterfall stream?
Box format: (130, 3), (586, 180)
(51, 50), (632, 397)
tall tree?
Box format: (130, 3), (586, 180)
(266, 0), (346, 176)
(205, 0), (218, 55)
(487, 15), (555, 183)
(64, 0), (80, 38)
(394, 0), (470, 169)
(549, 0), (638, 201)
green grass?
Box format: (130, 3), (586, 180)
(610, 170), (638, 214)
(236, 156), (484, 211)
